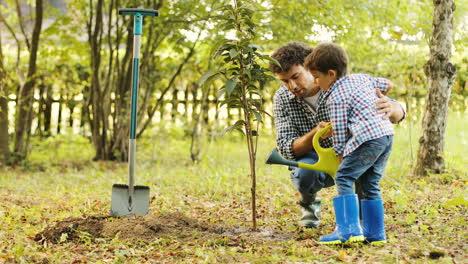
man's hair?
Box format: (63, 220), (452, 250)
(269, 42), (313, 74)
(304, 42), (348, 79)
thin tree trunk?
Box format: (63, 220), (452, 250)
(13, 0), (43, 161)
(242, 94), (257, 230)
(0, 29), (10, 166)
(43, 84), (52, 137)
(171, 88), (178, 121)
(36, 79), (44, 137)
(0, 97), (9, 166)
(87, 0), (109, 160)
(67, 97), (76, 128)
(57, 92), (63, 134)
(190, 82), (206, 162)
(108, 10), (132, 162)
(414, 0), (456, 175)
(184, 84), (190, 122)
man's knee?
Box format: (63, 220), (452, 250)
(291, 168), (330, 194)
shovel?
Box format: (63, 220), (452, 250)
(111, 8), (159, 217)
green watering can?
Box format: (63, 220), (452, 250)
(266, 124), (340, 178)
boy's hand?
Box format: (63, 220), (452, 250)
(338, 154), (343, 163)
(317, 122), (333, 139)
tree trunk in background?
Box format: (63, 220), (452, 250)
(56, 92), (63, 134)
(87, 0), (111, 160)
(0, 97), (9, 166)
(184, 84), (190, 122)
(36, 79), (44, 137)
(14, 0), (43, 161)
(190, 82), (207, 162)
(171, 89), (178, 121)
(0, 29), (10, 166)
(109, 22), (133, 162)
(43, 84), (52, 137)
(414, 0), (456, 176)
(67, 97), (76, 128)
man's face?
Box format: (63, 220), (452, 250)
(276, 64), (320, 99)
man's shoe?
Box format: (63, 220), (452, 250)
(299, 196), (321, 228)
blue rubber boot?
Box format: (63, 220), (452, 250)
(362, 199), (387, 245)
(319, 194), (364, 244)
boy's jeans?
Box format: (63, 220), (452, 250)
(335, 135), (393, 200)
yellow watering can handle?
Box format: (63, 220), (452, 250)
(297, 124), (340, 178)
(313, 124), (332, 153)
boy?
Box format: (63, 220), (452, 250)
(304, 42), (394, 245)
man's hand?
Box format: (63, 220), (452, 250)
(375, 89), (405, 123)
(317, 122), (332, 139)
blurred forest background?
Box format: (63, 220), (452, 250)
(0, 1), (467, 263)
(0, 0), (466, 165)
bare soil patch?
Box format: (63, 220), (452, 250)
(34, 212), (295, 244)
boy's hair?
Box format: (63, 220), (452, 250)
(304, 42), (348, 78)
(269, 42), (313, 74)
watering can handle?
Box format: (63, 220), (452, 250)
(313, 124), (332, 153)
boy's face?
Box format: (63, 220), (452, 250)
(276, 64), (320, 99)
(310, 70), (337, 91)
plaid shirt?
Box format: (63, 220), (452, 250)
(323, 74), (394, 156)
(273, 76), (393, 160)
(273, 86), (332, 160)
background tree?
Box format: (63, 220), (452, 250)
(0, 29), (10, 166)
(13, 0), (43, 161)
(414, 0), (457, 175)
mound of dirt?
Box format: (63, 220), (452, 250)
(34, 212), (222, 243)
(34, 212), (295, 244)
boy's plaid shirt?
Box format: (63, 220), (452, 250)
(273, 86), (332, 160)
(323, 74), (394, 157)
(273, 76), (394, 160)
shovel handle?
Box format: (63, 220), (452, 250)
(118, 8), (159, 17)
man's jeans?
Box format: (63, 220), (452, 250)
(335, 135), (393, 200)
(290, 151), (335, 203)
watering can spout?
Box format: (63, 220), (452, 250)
(265, 125), (339, 178)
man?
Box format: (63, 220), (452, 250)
(269, 42), (405, 228)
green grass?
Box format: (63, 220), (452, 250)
(0, 112), (466, 263)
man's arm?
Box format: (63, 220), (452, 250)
(273, 88), (303, 160)
(291, 122), (329, 157)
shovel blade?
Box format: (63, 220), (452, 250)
(111, 184), (150, 217)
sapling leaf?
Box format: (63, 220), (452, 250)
(199, 70), (219, 86)
(223, 120), (246, 136)
(251, 109), (262, 122)
(225, 79), (237, 96)
(229, 49), (239, 58)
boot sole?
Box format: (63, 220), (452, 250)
(319, 235), (365, 245)
(368, 240), (387, 246)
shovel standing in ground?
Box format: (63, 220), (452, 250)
(111, 8), (159, 217)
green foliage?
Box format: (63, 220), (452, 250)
(200, 0), (277, 134)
